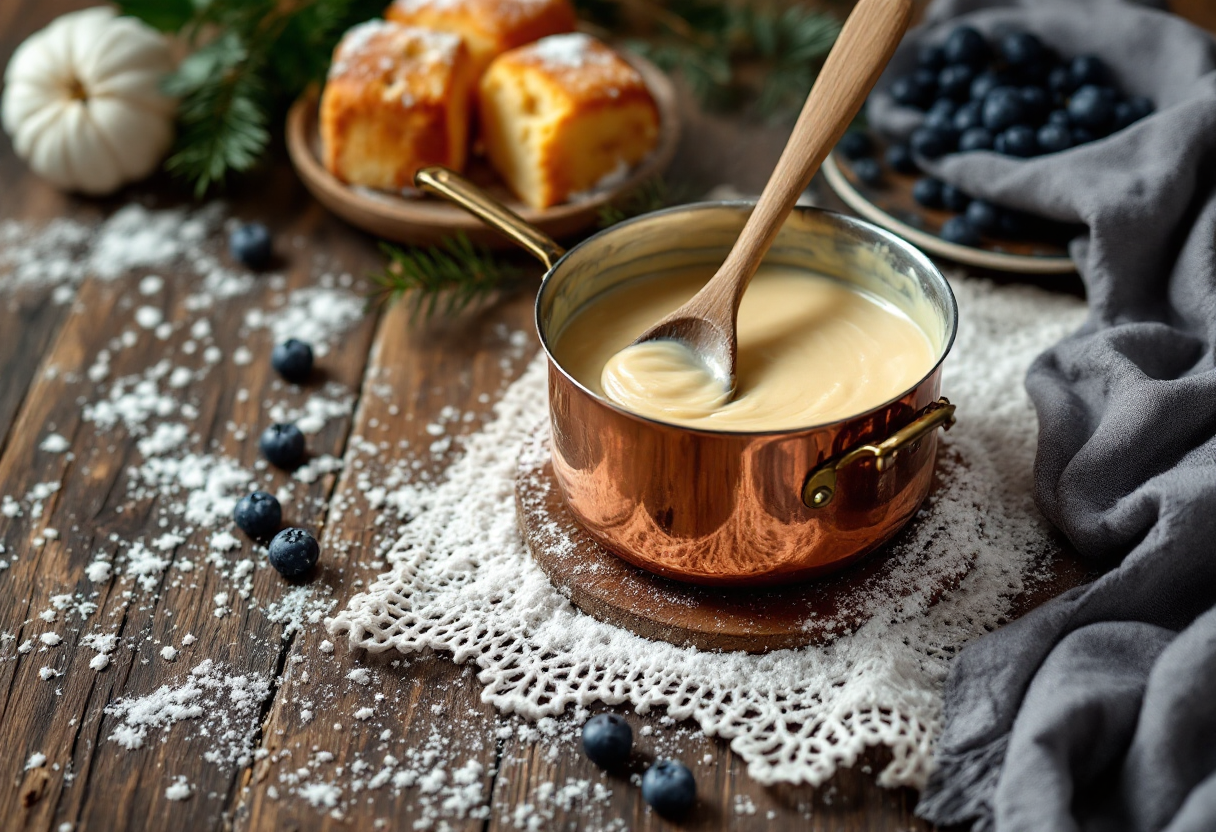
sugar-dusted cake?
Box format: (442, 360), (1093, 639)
(320, 20), (475, 190)
(478, 33), (660, 209)
(384, 0), (577, 79)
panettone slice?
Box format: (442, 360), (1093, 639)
(385, 0), (577, 80)
(320, 20), (475, 190)
(478, 33), (660, 209)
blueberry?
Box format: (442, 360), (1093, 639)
(999, 125), (1039, 157)
(1069, 55), (1110, 88)
(267, 527), (319, 578)
(958, 126), (994, 152)
(998, 209), (1032, 238)
(1019, 86), (1050, 122)
(941, 183), (971, 212)
(1036, 123), (1073, 154)
(910, 127), (953, 159)
(1114, 96), (1153, 130)
(641, 760), (696, 818)
(950, 100), (981, 132)
(890, 74), (933, 109)
(852, 158), (883, 186)
(837, 130), (873, 160)
(260, 423), (306, 469)
(941, 216), (980, 246)
(581, 714), (632, 768)
(1000, 32), (1044, 67)
(918, 43), (947, 71)
(1047, 109), (1071, 128)
(885, 143), (918, 174)
(922, 107), (957, 137)
(982, 87), (1026, 132)
(943, 25), (989, 68)
(272, 338), (314, 384)
(965, 200), (1000, 233)
(1071, 126), (1097, 145)
(1126, 96), (1155, 121)
(927, 98), (957, 119)
(229, 223), (272, 270)
(938, 64), (975, 101)
(1067, 85), (1115, 131)
(1048, 66), (1076, 101)
(969, 71), (1001, 103)
(234, 491), (282, 539)
(913, 67), (940, 97)
(913, 177), (944, 209)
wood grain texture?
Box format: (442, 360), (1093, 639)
(0, 1), (1204, 829)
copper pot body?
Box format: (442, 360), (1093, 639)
(412, 169), (958, 587)
(536, 204), (958, 586)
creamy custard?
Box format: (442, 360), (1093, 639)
(552, 264), (937, 432)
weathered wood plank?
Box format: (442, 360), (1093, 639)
(0, 168), (380, 831)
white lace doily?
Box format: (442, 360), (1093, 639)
(328, 277), (1086, 788)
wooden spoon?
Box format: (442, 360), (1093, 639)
(632, 0), (913, 396)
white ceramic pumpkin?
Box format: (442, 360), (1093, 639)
(2, 7), (177, 196)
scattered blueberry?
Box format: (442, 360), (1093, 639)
(260, 422), (306, 469)
(923, 107), (958, 137)
(581, 714), (632, 768)
(1036, 123), (1073, 154)
(272, 338), (314, 384)
(982, 87), (1026, 132)
(918, 42), (947, 71)
(885, 143), (918, 174)
(852, 158), (883, 186)
(234, 491), (282, 539)
(229, 223), (272, 270)
(969, 71), (1002, 104)
(941, 183), (971, 212)
(1068, 85), (1115, 131)
(959, 126), (994, 152)
(910, 126), (952, 159)
(999, 32), (1044, 68)
(953, 100), (984, 132)
(267, 527), (319, 578)
(943, 25), (989, 67)
(927, 98), (957, 119)
(641, 761), (697, 818)
(912, 177), (944, 209)
(837, 130), (873, 160)
(938, 64), (975, 101)
(941, 216), (980, 246)
(913, 67), (940, 97)
(1069, 54), (1110, 88)
(965, 199), (1000, 233)
(999, 125), (1039, 157)
(998, 209), (1032, 238)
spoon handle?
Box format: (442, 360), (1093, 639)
(701, 0), (913, 316)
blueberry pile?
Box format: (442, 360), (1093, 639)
(841, 26), (1153, 246)
(579, 714), (697, 818)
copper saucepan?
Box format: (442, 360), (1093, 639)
(416, 167), (959, 587)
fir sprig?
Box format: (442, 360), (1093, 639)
(117, 0), (384, 196)
(597, 178), (686, 228)
(368, 235), (526, 320)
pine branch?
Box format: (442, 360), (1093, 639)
(597, 178), (686, 228)
(368, 235), (526, 320)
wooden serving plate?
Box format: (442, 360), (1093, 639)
(515, 426), (970, 653)
(824, 146), (1076, 274)
(286, 52), (680, 248)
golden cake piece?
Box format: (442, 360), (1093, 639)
(385, 0), (577, 79)
(320, 20), (475, 190)
(478, 34), (660, 209)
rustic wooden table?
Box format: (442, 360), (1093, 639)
(2, 1), (1213, 830)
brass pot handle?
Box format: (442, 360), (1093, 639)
(414, 166), (567, 270)
(803, 397), (956, 509)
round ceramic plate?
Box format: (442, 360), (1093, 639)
(286, 52), (680, 249)
(824, 147), (1076, 274)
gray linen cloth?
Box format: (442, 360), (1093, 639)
(867, 1), (1216, 830)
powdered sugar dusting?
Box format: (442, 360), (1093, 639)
(329, 275), (1087, 789)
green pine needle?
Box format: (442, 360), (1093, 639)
(368, 235), (526, 320)
(597, 178), (685, 228)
